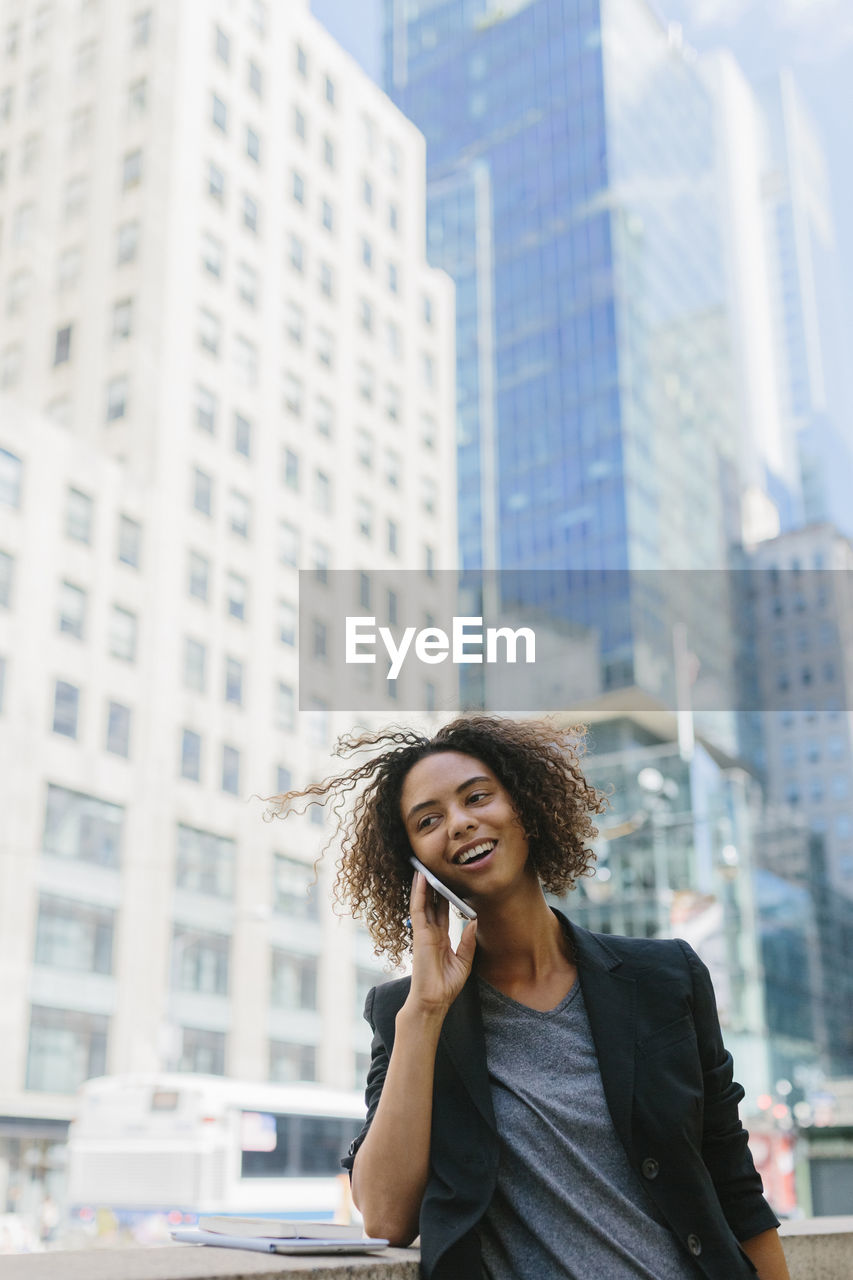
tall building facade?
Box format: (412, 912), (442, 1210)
(0, 0), (455, 1218)
(760, 72), (853, 540)
(382, 0), (747, 721)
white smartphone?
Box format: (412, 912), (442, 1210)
(410, 856), (477, 920)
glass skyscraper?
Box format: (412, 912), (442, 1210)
(384, 0), (742, 707)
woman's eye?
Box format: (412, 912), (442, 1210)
(417, 814), (437, 831)
(468, 791), (488, 804)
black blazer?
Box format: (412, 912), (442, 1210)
(343, 912), (779, 1280)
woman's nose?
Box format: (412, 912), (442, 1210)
(450, 807), (475, 838)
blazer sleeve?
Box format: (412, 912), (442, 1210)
(340, 986), (389, 1175)
(678, 940), (780, 1242)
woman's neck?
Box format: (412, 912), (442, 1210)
(473, 885), (573, 986)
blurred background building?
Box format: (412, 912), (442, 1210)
(0, 0), (455, 1222)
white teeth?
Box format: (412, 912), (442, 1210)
(456, 841), (495, 865)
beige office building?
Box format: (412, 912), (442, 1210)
(0, 0), (455, 1215)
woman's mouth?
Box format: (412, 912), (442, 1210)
(453, 840), (496, 867)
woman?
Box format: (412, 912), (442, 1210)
(272, 715), (789, 1280)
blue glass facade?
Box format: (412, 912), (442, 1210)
(384, 0), (740, 702)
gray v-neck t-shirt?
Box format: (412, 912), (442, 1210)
(476, 977), (696, 1280)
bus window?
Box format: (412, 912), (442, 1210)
(240, 1113), (362, 1178)
(299, 1118), (350, 1175)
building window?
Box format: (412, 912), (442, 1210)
(385, 383), (400, 421)
(246, 126), (260, 163)
(357, 426), (375, 468)
(188, 551), (209, 602)
(276, 682), (295, 731)
(388, 261), (399, 294)
(234, 413), (251, 457)
(201, 230), (223, 277)
(13, 202), (36, 245)
(357, 361), (374, 401)
(269, 1040), (316, 1084)
(423, 294), (433, 326)
(184, 637), (206, 692)
(384, 448), (401, 488)
(273, 855), (318, 921)
(318, 261), (334, 297)
(361, 236), (373, 269)
(171, 927), (229, 995)
(112, 298), (133, 340)
(127, 77), (147, 116)
(387, 519), (399, 556)
(271, 950), (317, 1011)
(292, 169), (305, 205)
(177, 1027), (225, 1075)
(43, 783), (123, 866)
(284, 299), (304, 344)
(222, 745), (240, 795)
(311, 541), (329, 584)
(34, 895), (114, 975)
(192, 466), (213, 516)
(180, 728), (202, 781)
(278, 521), (299, 567)
(109, 605), (137, 662)
(106, 376), (128, 421)
(26, 1006), (108, 1094)
(122, 149), (142, 190)
(131, 10), (152, 48)
(314, 396), (333, 438)
(292, 105), (306, 139)
(66, 487), (93, 542)
(117, 221), (139, 264)
(236, 260), (258, 306)
(275, 766), (292, 795)
(195, 384), (217, 433)
(211, 93), (227, 132)
(58, 581), (86, 639)
(295, 44), (308, 76)
(289, 233), (304, 272)
(0, 550), (14, 609)
(278, 600), (296, 646)
(0, 448), (23, 508)
(105, 700), (131, 757)
(176, 823), (235, 897)
(198, 308), (220, 355)
(358, 297), (373, 333)
(320, 199), (334, 232)
(388, 202), (399, 233)
(53, 680), (80, 738)
(248, 60), (263, 97)
(324, 75), (335, 107)
(313, 470), (331, 513)
(53, 324), (73, 365)
(242, 193), (258, 233)
(356, 498), (372, 539)
(283, 447), (300, 490)
(208, 161), (225, 202)
(224, 655), (243, 705)
(215, 24), (230, 64)
(316, 327), (334, 367)
(226, 571), (246, 621)
(234, 335), (257, 387)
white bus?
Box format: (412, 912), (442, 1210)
(66, 1074), (365, 1236)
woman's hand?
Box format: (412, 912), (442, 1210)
(405, 871), (478, 1018)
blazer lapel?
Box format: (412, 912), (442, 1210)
(564, 916), (638, 1160)
(439, 971), (497, 1132)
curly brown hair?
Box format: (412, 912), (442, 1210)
(267, 714), (608, 967)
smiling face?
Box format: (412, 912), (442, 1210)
(399, 750), (534, 903)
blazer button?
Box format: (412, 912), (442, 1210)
(641, 1157), (660, 1180)
(687, 1234), (702, 1256)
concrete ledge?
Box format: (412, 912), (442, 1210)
(779, 1216), (853, 1280)
(2, 1244), (421, 1280)
(4, 1220), (853, 1280)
